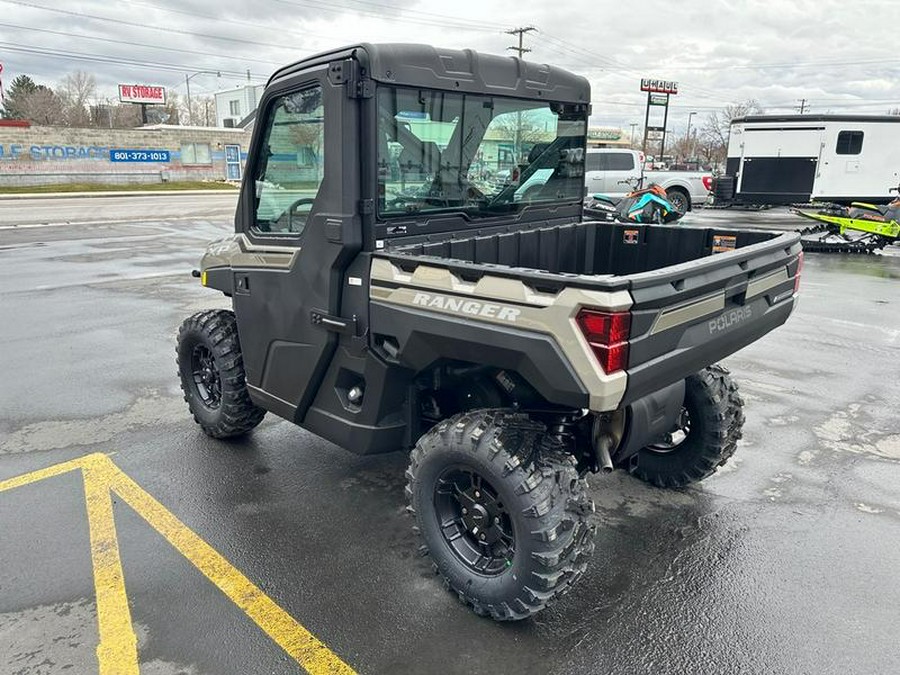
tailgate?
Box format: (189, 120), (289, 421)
(621, 231), (802, 404)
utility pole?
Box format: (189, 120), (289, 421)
(685, 111), (697, 161)
(630, 123), (638, 147)
(797, 98), (808, 114)
(506, 27), (536, 164)
(185, 74), (192, 126)
(506, 26), (536, 58)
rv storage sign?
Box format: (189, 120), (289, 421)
(118, 84), (166, 105)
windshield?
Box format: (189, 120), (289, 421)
(376, 87), (586, 218)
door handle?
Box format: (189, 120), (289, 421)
(311, 309), (357, 335)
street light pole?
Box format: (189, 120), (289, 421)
(685, 111), (697, 161)
(630, 123), (638, 147)
(184, 71), (221, 126)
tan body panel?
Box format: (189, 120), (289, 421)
(371, 258), (631, 412)
(200, 234), (298, 271)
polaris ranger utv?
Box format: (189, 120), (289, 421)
(176, 44), (802, 621)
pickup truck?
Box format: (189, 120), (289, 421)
(586, 148), (713, 212)
(176, 43), (802, 622)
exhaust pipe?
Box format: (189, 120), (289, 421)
(595, 434), (614, 473)
(591, 415), (615, 474)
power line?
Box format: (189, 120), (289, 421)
(1, 0), (306, 53)
(272, 0), (504, 32)
(0, 22), (282, 69)
(0, 41), (264, 79)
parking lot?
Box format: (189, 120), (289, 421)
(1, 194), (899, 675)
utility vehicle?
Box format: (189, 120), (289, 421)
(176, 43), (802, 621)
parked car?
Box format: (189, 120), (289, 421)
(585, 148), (712, 212)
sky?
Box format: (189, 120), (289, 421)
(1, 0), (899, 135)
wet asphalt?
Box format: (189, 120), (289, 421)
(0, 196), (899, 675)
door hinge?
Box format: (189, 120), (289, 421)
(351, 79), (374, 99)
(311, 309), (358, 335)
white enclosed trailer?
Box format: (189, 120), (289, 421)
(714, 115), (900, 205)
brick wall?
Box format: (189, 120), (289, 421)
(0, 124), (253, 187)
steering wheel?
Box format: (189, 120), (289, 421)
(286, 198), (315, 232)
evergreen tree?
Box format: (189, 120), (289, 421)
(1, 75), (39, 119)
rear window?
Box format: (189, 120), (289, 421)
(585, 153), (603, 172)
(585, 152), (634, 171)
(835, 130), (863, 155)
(606, 153), (635, 170)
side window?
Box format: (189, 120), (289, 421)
(606, 152), (635, 170)
(835, 130), (863, 155)
(181, 143), (211, 165)
(585, 153), (602, 172)
(253, 85), (325, 235)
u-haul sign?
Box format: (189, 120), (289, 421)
(640, 79), (678, 95)
(118, 84), (166, 105)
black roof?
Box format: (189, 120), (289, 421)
(268, 43), (590, 103)
(734, 114), (900, 124)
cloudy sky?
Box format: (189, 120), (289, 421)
(2, 0), (898, 134)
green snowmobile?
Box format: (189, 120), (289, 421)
(794, 187), (900, 254)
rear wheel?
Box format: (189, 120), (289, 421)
(666, 188), (689, 214)
(630, 364), (744, 488)
(406, 410), (595, 621)
(176, 309), (265, 438)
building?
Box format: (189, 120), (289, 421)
(587, 127), (630, 148)
(214, 84), (265, 128)
(0, 122), (252, 187)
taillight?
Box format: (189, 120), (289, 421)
(576, 309), (631, 373)
(793, 251), (803, 294)
(702, 175), (713, 191)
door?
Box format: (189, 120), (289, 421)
(604, 151), (637, 198)
(737, 127), (822, 203)
(232, 76), (360, 422)
(585, 151), (606, 195)
(224, 144), (242, 181)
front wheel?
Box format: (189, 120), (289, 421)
(176, 309), (265, 438)
(406, 410), (595, 621)
(630, 364), (744, 488)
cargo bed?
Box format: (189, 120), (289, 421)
(374, 219), (802, 407)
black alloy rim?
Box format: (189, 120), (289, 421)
(433, 466), (515, 576)
(648, 407), (691, 453)
(191, 344), (221, 408)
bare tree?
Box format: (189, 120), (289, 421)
(58, 71), (97, 127)
(19, 87), (66, 125)
(699, 100), (764, 166)
(177, 94), (215, 126)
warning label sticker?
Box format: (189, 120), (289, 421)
(712, 235), (737, 253)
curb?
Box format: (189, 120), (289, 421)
(0, 190), (239, 200)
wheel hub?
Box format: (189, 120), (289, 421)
(647, 406), (691, 453)
(191, 345), (221, 409)
(434, 467), (515, 575)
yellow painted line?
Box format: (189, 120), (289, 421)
(82, 461), (140, 675)
(0, 453), (356, 675)
(0, 455), (90, 492)
(100, 455), (357, 675)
